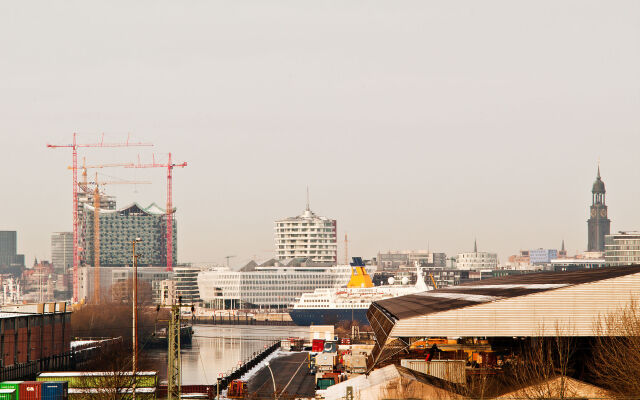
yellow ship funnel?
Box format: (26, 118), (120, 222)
(347, 266), (374, 288)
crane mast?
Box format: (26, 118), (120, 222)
(47, 133), (152, 302)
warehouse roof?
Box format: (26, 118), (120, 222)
(374, 266), (640, 320)
(366, 265), (640, 372)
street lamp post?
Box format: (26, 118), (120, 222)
(266, 362), (277, 399)
(132, 237), (142, 400)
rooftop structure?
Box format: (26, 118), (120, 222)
(366, 265), (640, 370)
(80, 202), (177, 267)
(274, 195), (337, 263)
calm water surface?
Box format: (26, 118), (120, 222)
(145, 325), (309, 385)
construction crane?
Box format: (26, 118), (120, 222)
(87, 173), (151, 304)
(48, 133), (152, 302)
(128, 153), (187, 271)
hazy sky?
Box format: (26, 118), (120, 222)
(1, 1), (639, 267)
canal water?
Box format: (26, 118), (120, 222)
(145, 325), (309, 385)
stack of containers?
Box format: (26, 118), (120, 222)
(0, 381), (68, 400)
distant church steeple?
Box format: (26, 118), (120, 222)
(587, 164), (611, 252)
(474, 238), (478, 253)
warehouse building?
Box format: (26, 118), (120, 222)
(80, 202), (177, 267)
(366, 265), (640, 371)
(0, 303), (71, 369)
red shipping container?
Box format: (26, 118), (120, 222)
(19, 381), (41, 400)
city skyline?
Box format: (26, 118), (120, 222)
(1, 1), (639, 266)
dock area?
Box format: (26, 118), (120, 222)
(247, 352), (315, 399)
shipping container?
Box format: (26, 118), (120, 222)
(316, 378), (335, 390)
(0, 389), (16, 400)
(0, 382), (22, 400)
(41, 382), (67, 400)
(37, 372), (157, 389)
(18, 382), (40, 400)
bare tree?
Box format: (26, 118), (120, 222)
(592, 299), (640, 398)
(501, 325), (578, 399)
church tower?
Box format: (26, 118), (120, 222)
(587, 166), (610, 252)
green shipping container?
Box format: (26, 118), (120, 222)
(37, 372), (157, 389)
(316, 378), (335, 390)
(0, 389), (16, 400)
(0, 383), (22, 400)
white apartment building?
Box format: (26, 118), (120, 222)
(274, 204), (337, 263)
(198, 264), (370, 308)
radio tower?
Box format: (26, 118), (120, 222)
(129, 153), (187, 271)
(47, 133), (152, 302)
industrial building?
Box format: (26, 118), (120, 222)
(0, 231), (24, 268)
(274, 202), (337, 263)
(605, 231), (640, 266)
(80, 202), (177, 267)
(0, 303), (70, 369)
(366, 266), (640, 371)
(51, 232), (73, 274)
(77, 266), (172, 303)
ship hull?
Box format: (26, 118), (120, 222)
(289, 308), (369, 326)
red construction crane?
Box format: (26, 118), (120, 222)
(128, 153), (187, 271)
(47, 133), (152, 302)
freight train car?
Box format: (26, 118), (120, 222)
(37, 372), (157, 389)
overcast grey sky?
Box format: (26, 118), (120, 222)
(1, 1), (639, 267)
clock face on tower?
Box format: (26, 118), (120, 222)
(600, 209), (607, 218)
(591, 209), (596, 217)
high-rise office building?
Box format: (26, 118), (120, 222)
(80, 202), (177, 267)
(274, 200), (337, 263)
(0, 231), (24, 267)
(587, 166), (611, 252)
(51, 232), (73, 273)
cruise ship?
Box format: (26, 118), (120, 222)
(289, 258), (430, 326)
